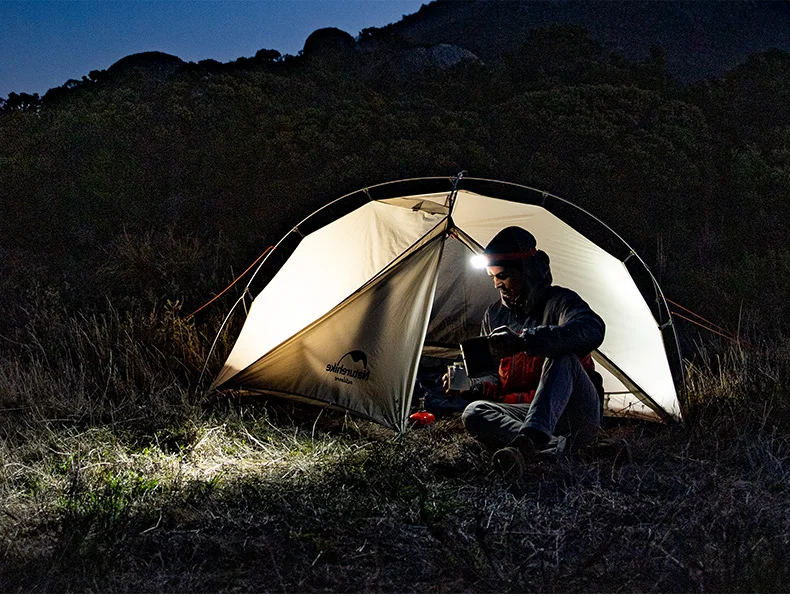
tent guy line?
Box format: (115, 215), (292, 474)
(186, 246), (274, 320)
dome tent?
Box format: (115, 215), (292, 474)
(211, 176), (683, 433)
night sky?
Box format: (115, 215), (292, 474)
(0, 0), (426, 99)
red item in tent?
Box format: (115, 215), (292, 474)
(409, 396), (436, 426)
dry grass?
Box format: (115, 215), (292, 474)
(2, 300), (790, 592)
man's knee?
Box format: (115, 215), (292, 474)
(543, 353), (583, 374)
(462, 400), (492, 433)
(541, 354), (595, 394)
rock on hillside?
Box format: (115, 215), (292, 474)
(303, 26), (481, 76)
(303, 27), (359, 59)
(397, 43), (483, 72)
(107, 51), (184, 74)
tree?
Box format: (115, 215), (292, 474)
(0, 92), (41, 113)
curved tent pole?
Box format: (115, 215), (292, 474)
(241, 177), (454, 294)
(545, 195), (685, 410)
(198, 290), (248, 389)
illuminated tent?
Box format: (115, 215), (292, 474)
(212, 177), (683, 433)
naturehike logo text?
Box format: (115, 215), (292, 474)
(326, 350), (370, 384)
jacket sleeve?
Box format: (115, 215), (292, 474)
(480, 308), (493, 336)
(520, 289), (605, 358)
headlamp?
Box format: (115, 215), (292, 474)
(470, 254), (489, 269)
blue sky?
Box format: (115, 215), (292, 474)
(0, 0), (426, 98)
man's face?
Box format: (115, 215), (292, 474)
(486, 265), (523, 301)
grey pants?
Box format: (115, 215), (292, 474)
(462, 354), (602, 451)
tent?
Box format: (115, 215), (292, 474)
(211, 176), (684, 433)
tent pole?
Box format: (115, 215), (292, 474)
(447, 170), (467, 212)
(198, 291), (247, 390)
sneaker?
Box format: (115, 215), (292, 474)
(492, 446), (525, 477)
(492, 435), (538, 477)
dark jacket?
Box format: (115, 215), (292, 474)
(471, 285), (606, 402)
(483, 285), (605, 357)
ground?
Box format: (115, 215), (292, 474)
(3, 393), (789, 593)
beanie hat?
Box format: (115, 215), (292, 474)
(483, 226), (538, 268)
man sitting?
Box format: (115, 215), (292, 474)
(447, 226), (605, 473)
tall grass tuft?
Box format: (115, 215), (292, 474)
(684, 337), (790, 434)
(1, 298), (198, 437)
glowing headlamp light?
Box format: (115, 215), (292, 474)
(470, 248), (537, 269)
(470, 254), (489, 269)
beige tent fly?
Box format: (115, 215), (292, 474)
(211, 176), (684, 433)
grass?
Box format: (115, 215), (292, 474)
(3, 297), (790, 592)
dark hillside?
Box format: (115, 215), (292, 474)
(2, 27), (788, 334)
(368, 0), (790, 82)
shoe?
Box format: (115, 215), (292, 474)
(492, 446), (525, 477)
(493, 435), (538, 477)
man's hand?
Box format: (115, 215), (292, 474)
(442, 372), (468, 396)
(488, 325), (527, 359)
(441, 371), (452, 393)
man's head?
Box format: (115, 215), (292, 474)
(482, 226), (551, 312)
